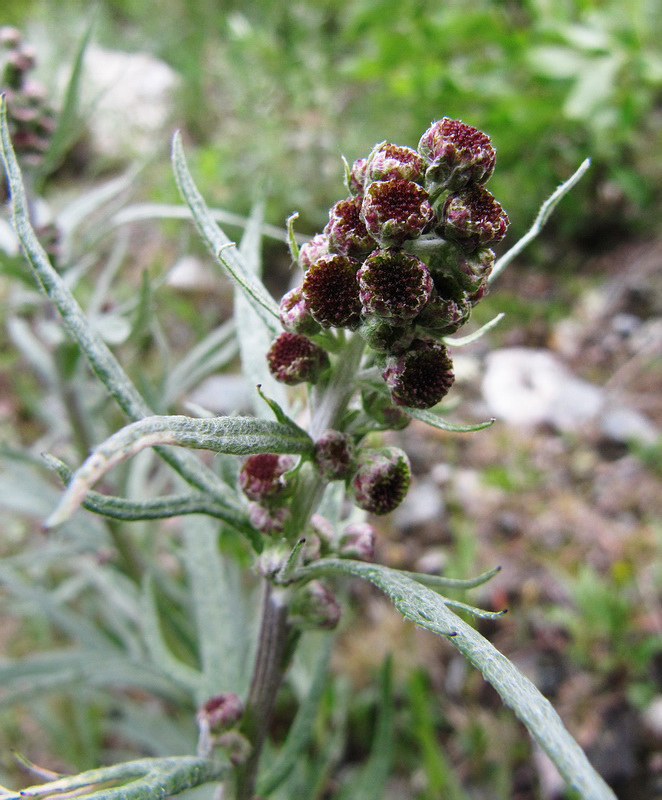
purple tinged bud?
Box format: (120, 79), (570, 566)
(382, 340), (455, 409)
(358, 249), (433, 320)
(440, 186), (509, 250)
(416, 290), (471, 336)
(302, 254), (362, 329)
(359, 315), (416, 354)
(337, 522), (376, 561)
(360, 389), (412, 430)
(290, 580), (342, 630)
(239, 453), (295, 502)
(350, 446), (412, 515)
(364, 142), (425, 185)
(279, 286), (321, 336)
(324, 195), (376, 257)
(361, 179), (434, 247)
(418, 117), (496, 191)
(267, 332), (329, 385)
(248, 501), (291, 535)
(347, 157), (368, 197)
(455, 247), (495, 294)
(313, 430), (355, 480)
(298, 233), (331, 271)
(197, 693), (243, 733)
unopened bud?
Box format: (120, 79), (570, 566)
(416, 290), (471, 336)
(346, 156), (368, 197)
(197, 693), (243, 734)
(267, 332), (329, 385)
(325, 196), (376, 257)
(382, 340), (455, 409)
(239, 453), (295, 502)
(279, 286), (321, 336)
(418, 117), (496, 191)
(290, 580), (341, 630)
(298, 233), (331, 271)
(365, 142), (425, 185)
(440, 186), (509, 251)
(359, 315), (415, 354)
(248, 502), (290, 535)
(337, 522), (376, 561)
(350, 446), (411, 515)
(360, 389), (412, 430)
(313, 430), (355, 481)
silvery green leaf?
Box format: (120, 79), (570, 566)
(299, 559), (617, 800)
(46, 414), (312, 527)
(6, 757), (228, 800)
(443, 313), (505, 347)
(405, 408), (495, 433)
(172, 132), (280, 333)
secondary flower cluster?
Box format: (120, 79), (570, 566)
(268, 118), (509, 411)
(1, 26), (56, 166)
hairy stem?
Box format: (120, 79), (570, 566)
(235, 583), (292, 800)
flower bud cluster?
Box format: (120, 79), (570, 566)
(272, 118), (508, 411)
(238, 453), (296, 535)
(1, 27), (56, 167)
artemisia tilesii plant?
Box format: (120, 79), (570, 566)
(0, 31), (610, 800)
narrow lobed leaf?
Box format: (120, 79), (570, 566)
(405, 407), (495, 433)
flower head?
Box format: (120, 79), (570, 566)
(361, 179), (434, 247)
(350, 446), (412, 515)
(418, 117), (496, 191)
(337, 522), (376, 561)
(324, 195), (376, 257)
(239, 453), (296, 502)
(302, 254), (362, 329)
(267, 332), (329, 385)
(358, 248), (433, 320)
(416, 290), (471, 337)
(440, 185), (509, 250)
(364, 142), (425, 184)
(346, 156), (368, 197)
(382, 339), (455, 408)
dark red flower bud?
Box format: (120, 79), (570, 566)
(298, 233), (331, 271)
(358, 249), (433, 320)
(346, 156), (368, 197)
(324, 195), (376, 257)
(290, 580), (342, 630)
(440, 186), (509, 250)
(365, 142), (425, 184)
(359, 315), (415, 354)
(361, 179), (434, 247)
(418, 117), (496, 191)
(382, 340), (455, 409)
(267, 332), (329, 385)
(337, 522), (376, 561)
(302, 254), (362, 329)
(350, 447), (411, 515)
(279, 286), (321, 336)
(313, 430), (355, 480)
(197, 693), (243, 733)
(239, 453), (296, 502)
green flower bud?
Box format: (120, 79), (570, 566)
(324, 195), (376, 257)
(360, 389), (412, 430)
(440, 186), (509, 251)
(313, 430), (355, 480)
(416, 290), (471, 336)
(359, 315), (416, 354)
(267, 332), (329, 385)
(382, 340), (455, 409)
(365, 142), (425, 184)
(350, 446), (411, 515)
(238, 453), (295, 502)
(358, 249), (433, 320)
(361, 179), (434, 247)
(298, 233), (331, 271)
(279, 286), (321, 336)
(302, 254), (362, 329)
(418, 117), (496, 191)
(346, 156), (368, 197)
(290, 580), (341, 630)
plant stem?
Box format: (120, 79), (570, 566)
(235, 583), (292, 800)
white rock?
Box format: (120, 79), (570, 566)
(482, 348), (603, 431)
(78, 45), (180, 160)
